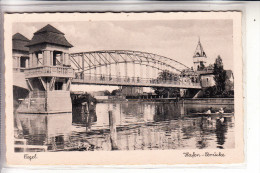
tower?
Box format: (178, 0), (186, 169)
(19, 24), (74, 113)
(12, 33), (31, 109)
(193, 38), (207, 71)
(12, 33), (30, 72)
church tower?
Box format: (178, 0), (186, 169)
(193, 38), (207, 71)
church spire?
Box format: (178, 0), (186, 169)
(193, 38), (207, 71)
(193, 37), (207, 58)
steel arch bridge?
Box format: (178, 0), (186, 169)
(70, 50), (201, 89)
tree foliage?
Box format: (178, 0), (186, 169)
(111, 89), (122, 96)
(157, 70), (179, 81)
(152, 70), (180, 98)
(213, 56), (227, 95)
(103, 90), (111, 96)
(71, 92), (97, 105)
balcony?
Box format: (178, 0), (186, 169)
(24, 66), (74, 78)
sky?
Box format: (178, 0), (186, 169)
(13, 20), (233, 92)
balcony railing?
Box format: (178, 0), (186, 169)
(13, 67), (26, 72)
(24, 66), (74, 78)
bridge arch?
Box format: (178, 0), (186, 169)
(70, 50), (190, 80)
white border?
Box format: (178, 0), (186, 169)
(0, 0), (259, 172)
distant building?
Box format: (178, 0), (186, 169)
(121, 86), (143, 96)
(198, 69), (215, 88)
(91, 91), (107, 96)
(191, 39), (215, 88)
(186, 39), (234, 89)
(193, 38), (207, 71)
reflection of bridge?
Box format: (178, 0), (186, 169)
(70, 50), (201, 89)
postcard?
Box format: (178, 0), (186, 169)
(4, 12), (243, 165)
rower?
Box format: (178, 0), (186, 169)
(219, 107), (224, 114)
(219, 115), (225, 123)
(206, 107), (213, 115)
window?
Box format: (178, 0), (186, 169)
(36, 52), (43, 66)
(53, 51), (62, 66)
(20, 57), (27, 68)
(54, 82), (63, 90)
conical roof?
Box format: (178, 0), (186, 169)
(12, 33), (30, 52)
(34, 24), (64, 35)
(27, 24), (73, 48)
(13, 33), (30, 41)
(193, 38), (207, 58)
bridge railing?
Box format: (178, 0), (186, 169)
(24, 66), (74, 78)
(73, 73), (201, 88)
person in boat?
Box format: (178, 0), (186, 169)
(217, 107), (224, 114)
(206, 107), (213, 115)
(217, 114), (225, 123)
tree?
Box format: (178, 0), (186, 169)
(103, 90), (111, 96)
(111, 89), (122, 96)
(213, 56), (227, 95)
(152, 70), (180, 98)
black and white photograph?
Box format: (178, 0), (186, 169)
(4, 12), (243, 165)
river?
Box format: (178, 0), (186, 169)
(14, 101), (234, 152)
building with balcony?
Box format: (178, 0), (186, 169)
(15, 24), (74, 113)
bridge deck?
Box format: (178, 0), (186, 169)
(72, 76), (201, 89)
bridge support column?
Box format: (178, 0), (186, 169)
(82, 54), (84, 80)
(153, 61), (156, 79)
(133, 62), (135, 82)
(116, 62), (120, 81)
(94, 56), (97, 80)
(140, 64), (143, 81)
(124, 62), (128, 81)
(108, 55), (112, 80)
(146, 64), (149, 80)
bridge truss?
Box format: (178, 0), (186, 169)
(70, 50), (201, 89)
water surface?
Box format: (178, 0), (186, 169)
(14, 102), (235, 152)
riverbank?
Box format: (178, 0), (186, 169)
(180, 98), (234, 105)
(97, 97), (234, 105)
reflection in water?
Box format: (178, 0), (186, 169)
(15, 113), (72, 151)
(14, 102), (234, 152)
(216, 118), (228, 149)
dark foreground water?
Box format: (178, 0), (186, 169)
(14, 102), (234, 152)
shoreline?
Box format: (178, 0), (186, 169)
(97, 97), (234, 105)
